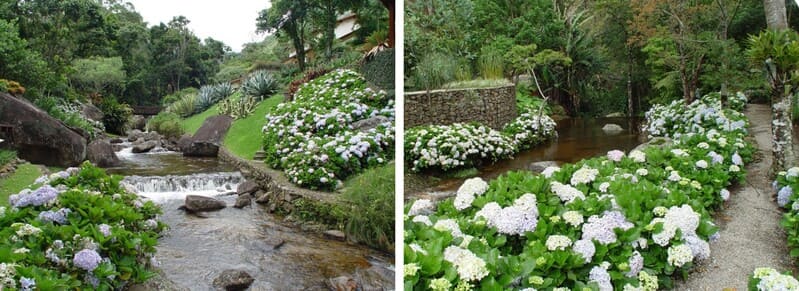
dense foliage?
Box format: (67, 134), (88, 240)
(145, 113), (184, 140)
(33, 97), (104, 139)
(98, 98), (133, 135)
(404, 92), (754, 290)
(0, 163), (164, 290)
(262, 69), (394, 190)
(342, 162), (395, 251)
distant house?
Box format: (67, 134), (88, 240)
(287, 12), (360, 62)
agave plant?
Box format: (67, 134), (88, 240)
(242, 70), (278, 100)
(213, 82), (234, 100)
(195, 85), (217, 111)
(167, 94), (198, 117)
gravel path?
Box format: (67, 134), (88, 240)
(675, 104), (795, 290)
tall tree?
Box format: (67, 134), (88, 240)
(758, 0), (795, 172)
(257, 0), (312, 71)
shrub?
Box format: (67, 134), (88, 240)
(98, 98), (133, 135)
(478, 50), (505, 79)
(33, 97), (103, 139)
(161, 88), (198, 107)
(405, 123), (516, 172)
(0, 163), (165, 289)
(342, 162), (395, 252)
(286, 68), (331, 100)
(166, 94), (198, 118)
(410, 53), (457, 90)
(503, 112), (557, 150)
(218, 93), (258, 120)
(0, 149), (16, 166)
(405, 92), (754, 290)
(749, 267), (799, 290)
(262, 69), (394, 190)
(242, 70), (279, 100)
(359, 48), (395, 90)
(145, 112), (184, 139)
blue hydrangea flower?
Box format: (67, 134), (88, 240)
(98, 224), (111, 237)
(778, 186), (794, 208)
(38, 208), (71, 224)
(73, 249), (102, 272)
(10, 185), (61, 208)
(20, 277), (35, 291)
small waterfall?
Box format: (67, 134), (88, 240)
(122, 172), (244, 202)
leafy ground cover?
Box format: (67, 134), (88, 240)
(404, 92), (756, 290)
(0, 163), (164, 289)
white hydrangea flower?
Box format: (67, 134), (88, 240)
(433, 219), (464, 238)
(551, 182), (585, 204)
(697, 142), (709, 149)
(720, 189), (730, 201)
(572, 239), (595, 263)
(636, 168), (648, 176)
(412, 215), (432, 226)
(542, 166), (560, 178)
(546, 235), (573, 251)
(695, 160), (708, 169)
(454, 178), (489, 210)
(443, 246), (489, 282)
(787, 167), (799, 178)
(562, 211), (584, 227)
(683, 235), (710, 261)
(668, 171), (682, 182)
(409, 243), (428, 255)
(667, 244), (694, 267)
(753, 267), (799, 291)
(730, 165), (740, 172)
(589, 264), (613, 291)
(599, 182), (611, 193)
(571, 167), (599, 185)
(629, 150), (646, 163)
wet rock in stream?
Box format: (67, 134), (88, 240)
(236, 180), (258, 195)
(212, 269), (254, 291)
(185, 195), (226, 212)
(234, 193), (252, 209)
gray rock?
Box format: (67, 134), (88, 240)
(602, 124), (624, 135)
(132, 140), (157, 153)
(184, 115), (233, 157)
(184, 195), (226, 212)
(109, 138), (124, 144)
(81, 103), (104, 122)
(528, 160), (559, 173)
(127, 129), (143, 141)
(234, 193), (251, 209)
(632, 137), (673, 152)
(323, 230), (346, 241)
(177, 134), (193, 152)
(604, 112), (625, 118)
(0, 93), (87, 167)
(86, 140), (120, 167)
(351, 116), (390, 132)
(129, 115), (146, 131)
(212, 269), (254, 291)
(255, 191), (270, 204)
(237, 180), (258, 195)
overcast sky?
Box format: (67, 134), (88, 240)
(126, 0), (271, 52)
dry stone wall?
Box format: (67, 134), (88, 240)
(404, 84), (518, 130)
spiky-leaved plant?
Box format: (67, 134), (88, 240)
(242, 70), (278, 100)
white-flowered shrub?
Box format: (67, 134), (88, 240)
(405, 123), (516, 172)
(405, 111), (556, 172)
(774, 166), (799, 264)
(262, 69), (394, 190)
(404, 92), (756, 290)
(750, 267), (799, 290)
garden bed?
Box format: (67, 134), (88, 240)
(404, 92), (755, 290)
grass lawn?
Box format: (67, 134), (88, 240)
(179, 104), (220, 135)
(0, 163), (43, 206)
(223, 94), (283, 159)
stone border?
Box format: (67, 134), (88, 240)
(404, 83), (518, 130)
(217, 148), (342, 218)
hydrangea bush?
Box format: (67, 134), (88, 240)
(406, 112), (557, 172)
(0, 162), (165, 290)
(773, 167), (799, 263)
(405, 93), (754, 290)
(262, 69), (394, 190)
(749, 267), (799, 290)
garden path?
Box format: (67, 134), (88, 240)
(676, 104), (794, 290)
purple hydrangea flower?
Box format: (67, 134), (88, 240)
(607, 150), (625, 162)
(38, 208), (71, 224)
(627, 251), (644, 277)
(581, 211), (634, 244)
(85, 274), (100, 288)
(98, 224), (111, 237)
(11, 185), (61, 208)
(73, 249), (102, 272)
(20, 277), (35, 291)
(778, 186), (794, 208)
(572, 239), (595, 263)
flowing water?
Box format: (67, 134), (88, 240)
(409, 117), (645, 195)
(108, 145), (394, 290)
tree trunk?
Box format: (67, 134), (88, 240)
(764, 0), (795, 171)
(380, 0), (395, 47)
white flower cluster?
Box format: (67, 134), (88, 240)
(650, 204), (700, 246)
(570, 167), (599, 185)
(550, 182), (586, 204)
(752, 267), (799, 291)
(644, 93), (748, 139)
(667, 244), (694, 267)
(546, 235), (572, 251)
(454, 177), (489, 210)
(503, 112), (558, 150)
(408, 199), (435, 216)
(474, 193), (539, 235)
(581, 211), (634, 244)
(443, 246), (490, 282)
(406, 123), (517, 172)
(562, 211), (584, 227)
(0, 263), (16, 289)
(589, 264), (613, 291)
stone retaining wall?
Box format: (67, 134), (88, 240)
(218, 148), (342, 219)
(404, 84), (518, 130)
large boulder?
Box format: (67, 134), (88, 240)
(0, 93), (87, 167)
(633, 137), (673, 152)
(128, 115), (147, 131)
(351, 116), (390, 132)
(184, 195), (226, 212)
(236, 180), (258, 195)
(81, 103), (104, 122)
(183, 115), (233, 157)
(212, 269), (254, 291)
(602, 124), (624, 135)
(86, 140), (120, 167)
(132, 140), (157, 153)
